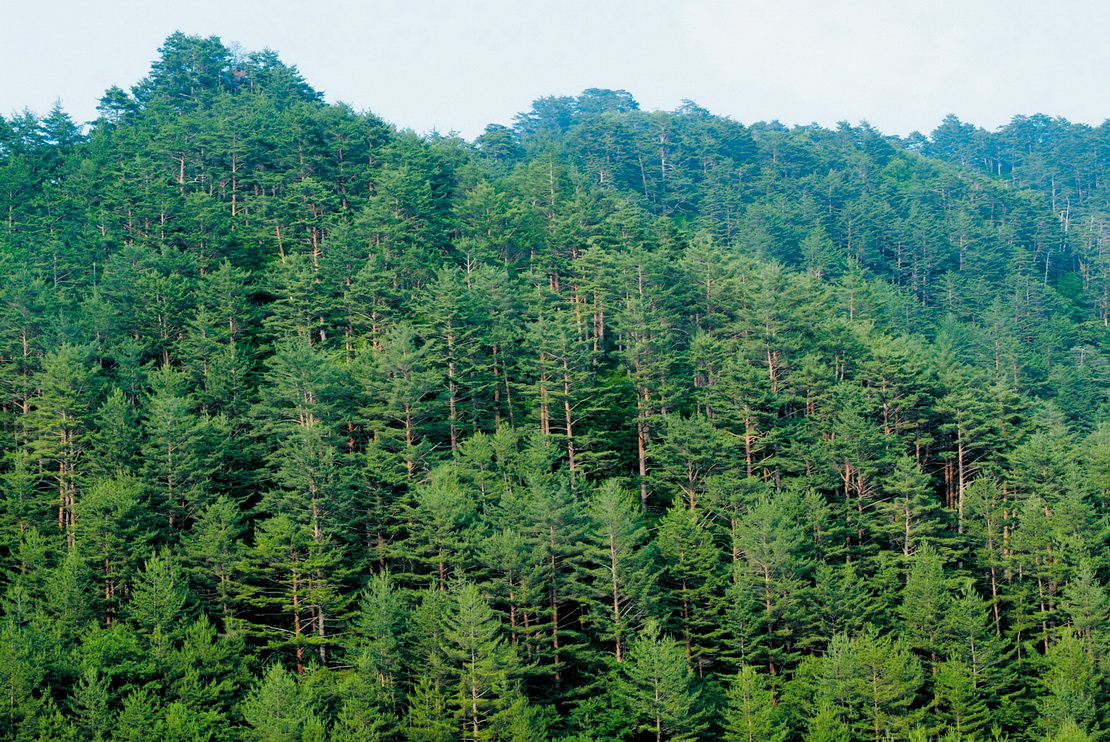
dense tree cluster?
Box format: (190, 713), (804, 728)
(3, 32), (1110, 741)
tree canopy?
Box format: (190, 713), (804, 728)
(3, 31), (1110, 742)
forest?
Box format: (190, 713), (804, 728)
(2, 31), (1110, 742)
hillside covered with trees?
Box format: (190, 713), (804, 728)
(4, 32), (1110, 741)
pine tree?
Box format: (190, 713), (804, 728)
(654, 502), (726, 674)
(728, 490), (811, 674)
(25, 343), (97, 547)
(818, 627), (924, 742)
(515, 474), (589, 697)
(1061, 562), (1110, 652)
(442, 582), (521, 741)
(241, 663), (323, 742)
(935, 374), (1023, 534)
(0, 617), (45, 739)
(254, 338), (354, 541)
(803, 701), (852, 742)
(609, 247), (683, 509)
(963, 477), (1009, 635)
(724, 665), (786, 742)
(167, 615), (248, 726)
(521, 295), (603, 477)
(933, 660), (989, 739)
(898, 545), (951, 667)
(475, 526), (534, 653)
(182, 495), (246, 622)
(876, 455), (948, 558)
(402, 673), (454, 742)
(263, 253), (338, 346)
(581, 479), (655, 663)
(141, 365), (221, 531)
(0, 449), (49, 562)
(42, 547), (97, 639)
(940, 580), (1007, 718)
(613, 620), (708, 742)
(417, 267), (491, 454)
(73, 667), (112, 742)
(116, 688), (162, 742)
(331, 700), (392, 742)
(86, 389), (142, 476)
(74, 474), (152, 623)
(247, 515), (347, 672)
(348, 569), (409, 717)
(181, 260), (257, 417)
(358, 322), (442, 478)
(399, 467), (478, 590)
(1037, 630), (1101, 739)
(651, 414), (733, 511)
(127, 550), (192, 666)
(161, 700), (218, 742)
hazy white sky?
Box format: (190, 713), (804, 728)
(3, 0), (1107, 139)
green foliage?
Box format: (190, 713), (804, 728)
(817, 627), (924, 741)
(3, 32), (1110, 742)
(127, 549), (192, 664)
(580, 479), (655, 664)
(613, 620), (708, 742)
(442, 582), (522, 739)
(654, 502), (726, 673)
(724, 665), (787, 742)
(241, 663), (323, 742)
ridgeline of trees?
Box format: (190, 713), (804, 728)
(4, 32), (1110, 741)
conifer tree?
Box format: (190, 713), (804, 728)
(358, 322), (441, 478)
(877, 455), (948, 558)
(116, 688), (161, 742)
(248, 515), (346, 671)
(1061, 562), (1110, 652)
(1037, 630), (1102, 739)
(932, 660), (989, 739)
(74, 667), (112, 742)
(899, 545), (951, 667)
(400, 467), (478, 589)
(402, 673), (454, 742)
(581, 479), (655, 663)
(7, 36), (1110, 742)
(613, 620), (708, 742)
(651, 414), (733, 511)
(610, 247), (683, 508)
(183, 495), (246, 622)
(728, 491), (811, 673)
(724, 664), (787, 742)
(74, 474), (152, 623)
(654, 502), (726, 674)
(141, 365), (222, 531)
(514, 472), (589, 697)
(254, 338), (354, 542)
(86, 389), (142, 476)
(167, 615), (248, 724)
(818, 627), (924, 742)
(181, 260), (257, 417)
(344, 570), (409, 729)
(0, 617), (45, 738)
(127, 550), (191, 663)
(442, 582), (522, 741)
(241, 663), (324, 742)
(25, 343), (97, 546)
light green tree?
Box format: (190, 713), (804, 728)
(724, 665), (786, 742)
(614, 620), (708, 742)
(819, 627), (924, 742)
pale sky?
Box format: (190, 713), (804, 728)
(3, 0), (1108, 139)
